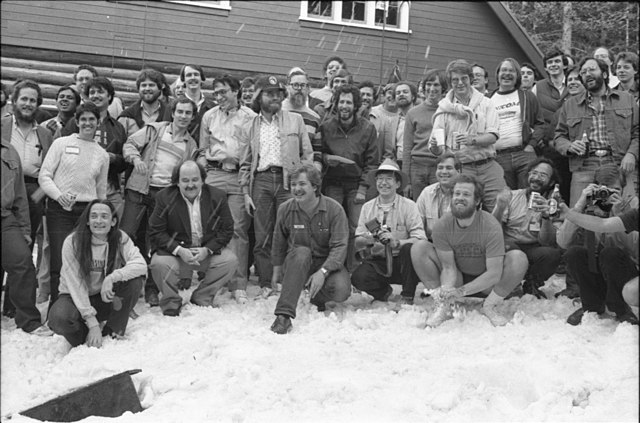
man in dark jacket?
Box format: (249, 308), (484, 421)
(118, 68), (171, 137)
(148, 160), (237, 316)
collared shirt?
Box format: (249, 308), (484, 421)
(271, 195), (349, 271)
(179, 189), (203, 249)
(356, 194), (426, 257)
(257, 113), (282, 170)
(586, 92), (611, 150)
(395, 111), (406, 158)
(120, 101), (162, 136)
(200, 104), (256, 168)
(10, 116), (41, 177)
(186, 92), (206, 112)
(149, 124), (189, 187)
(416, 182), (452, 237)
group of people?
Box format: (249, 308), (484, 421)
(1, 43), (638, 346)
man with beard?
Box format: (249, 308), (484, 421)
(269, 164), (351, 334)
(314, 68), (351, 125)
(198, 75), (256, 304)
(472, 64), (490, 96)
(351, 159), (425, 305)
(411, 174), (528, 327)
(122, 98), (199, 307)
(554, 57), (638, 207)
(41, 85), (80, 136)
(319, 84), (379, 271)
(1, 80), (54, 250)
(392, 81), (418, 167)
(557, 165), (638, 325)
(489, 58), (545, 190)
(72, 64), (124, 119)
(282, 69), (322, 165)
(357, 80), (377, 120)
(149, 160), (238, 316)
(403, 69), (448, 200)
(492, 158), (564, 299)
(239, 75), (315, 297)
(414, 152), (461, 240)
(431, 59), (504, 212)
(163, 64), (215, 143)
(118, 69), (171, 137)
(60, 77), (128, 218)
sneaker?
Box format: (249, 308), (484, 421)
(145, 290), (160, 307)
(270, 315), (292, 334)
(555, 287), (580, 299)
(177, 278), (192, 290)
(425, 298), (453, 327)
(523, 280), (546, 299)
(28, 325), (54, 337)
(234, 289), (248, 304)
(481, 303), (509, 326)
(566, 308), (585, 326)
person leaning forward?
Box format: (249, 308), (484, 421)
(270, 164), (351, 334)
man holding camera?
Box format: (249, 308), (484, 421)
(556, 165), (638, 325)
(270, 164), (351, 334)
(351, 159), (425, 305)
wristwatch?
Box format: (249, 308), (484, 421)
(320, 267), (329, 277)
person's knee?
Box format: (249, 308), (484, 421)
(505, 250), (529, 274)
(331, 274), (352, 303)
(48, 299), (79, 333)
(350, 264), (368, 289)
(622, 277), (639, 306)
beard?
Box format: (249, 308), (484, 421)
(141, 91), (161, 104)
(290, 92), (305, 108)
(451, 202), (476, 219)
(14, 107), (36, 124)
(261, 100), (281, 115)
(586, 75), (605, 93)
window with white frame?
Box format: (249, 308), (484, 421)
(165, 0), (231, 9)
(301, 1), (410, 33)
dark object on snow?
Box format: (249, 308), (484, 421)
(19, 369), (142, 422)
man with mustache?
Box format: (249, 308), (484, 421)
(403, 69), (448, 200)
(72, 64), (124, 120)
(148, 160), (238, 316)
(41, 85), (80, 136)
(357, 81), (377, 121)
(489, 58), (545, 190)
(118, 69), (171, 137)
(411, 174), (528, 327)
(554, 57), (638, 208)
(239, 75), (315, 297)
(198, 75), (256, 304)
(319, 84), (379, 271)
(471, 64), (490, 97)
(392, 81), (418, 168)
(491, 158), (564, 299)
(269, 164), (351, 334)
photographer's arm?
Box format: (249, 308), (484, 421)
(559, 203), (625, 233)
(556, 184), (596, 249)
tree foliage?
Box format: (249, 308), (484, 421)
(505, 2), (639, 59)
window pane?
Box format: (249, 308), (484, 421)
(342, 1), (366, 22)
(308, 0), (332, 17)
(375, 1), (399, 27)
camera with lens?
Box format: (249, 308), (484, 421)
(365, 218), (391, 245)
(586, 185), (617, 214)
(591, 186), (614, 201)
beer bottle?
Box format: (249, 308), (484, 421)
(548, 184), (560, 216)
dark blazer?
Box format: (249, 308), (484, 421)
(148, 184), (234, 256)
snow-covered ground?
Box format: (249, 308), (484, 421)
(1, 274), (638, 423)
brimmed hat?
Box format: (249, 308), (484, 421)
(371, 158), (408, 190)
(255, 75), (286, 93)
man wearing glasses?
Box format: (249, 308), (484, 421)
(199, 75), (256, 304)
(554, 57), (638, 207)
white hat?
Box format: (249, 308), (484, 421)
(372, 158), (408, 190)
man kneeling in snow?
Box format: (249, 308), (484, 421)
(270, 164), (351, 334)
(411, 174), (529, 327)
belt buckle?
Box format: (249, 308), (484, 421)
(594, 150), (608, 157)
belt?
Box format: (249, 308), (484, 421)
(588, 149), (612, 157)
(24, 176), (39, 184)
(207, 160), (239, 172)
(256, 166), (283, 173)
(496, 145), (525, 154)
(462, 157), (493, 167)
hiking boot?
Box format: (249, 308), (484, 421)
(566, 308), (585, 326)
(177, 278), (192, 290)
(425, 298), (453, 327)
(481, 303), (509, 326)
(234, 289), (248, 304)
(522, 280), (546, 299)
(555, 286), (580, 299)
(28, 325), (54, 337)
(270, 315), (292, 334)
(163, 307), (181, 317)
(145, 290), (160, 307)
(616, 310), (639, 325)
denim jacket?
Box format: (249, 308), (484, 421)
(554, 89), (638, 171)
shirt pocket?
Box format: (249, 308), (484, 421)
(612, 108), (632, 136)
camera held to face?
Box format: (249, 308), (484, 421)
(586, 185), (618, 213)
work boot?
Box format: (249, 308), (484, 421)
(522, 277), (546, 299)
(425, 296), (453, 328)
(270, 315), (292, 334)
(566, 308), (585, 326)
(145, 289), (160, 307)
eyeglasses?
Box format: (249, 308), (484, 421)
(376, 176), (396, 183)
(579, 67), (599, 77)
(213, 89), (229, 97)
(290, 83), (308, 90)
(529, 171), (550, 179)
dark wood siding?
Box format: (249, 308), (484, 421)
(1, 1), (536, 91)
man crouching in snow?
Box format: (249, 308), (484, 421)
(410, 174), (528, 327)
(270, 164), (351, 334)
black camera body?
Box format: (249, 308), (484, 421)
(586, 185), (617, 214)
(364, 218), (391, 245)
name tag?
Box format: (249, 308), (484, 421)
(65, 146), (80, 155)
(294, 225), (305, 229)
(529, 221), (541, 233)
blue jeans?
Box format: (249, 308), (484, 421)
(409, 156), (438, 201)
(206, 169), (251, 291)
(274, 246), (351, 318)
(569, 156), (618, 207)
(324, 180), (362, 272)
(460, 159), (507, 212)
(495, 149), (537, 190)
(48, 276), (144, 347)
